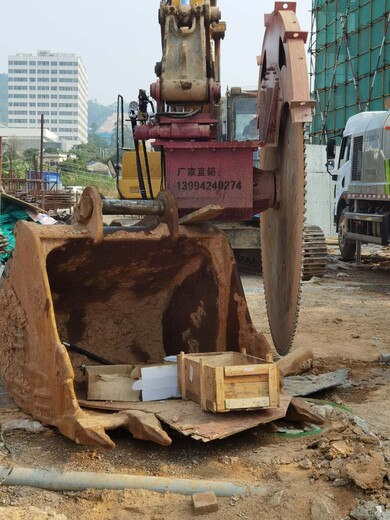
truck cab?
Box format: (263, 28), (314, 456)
(328, 111), (390, 260)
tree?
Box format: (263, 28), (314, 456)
(23, 148), (39, 169)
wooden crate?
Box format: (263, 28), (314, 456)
(177, 351), (280, 412)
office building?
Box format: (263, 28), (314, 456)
(7, 50), (88, 146)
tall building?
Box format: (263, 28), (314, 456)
(7, 50), (88, 146)
(310, 1), (389, 143)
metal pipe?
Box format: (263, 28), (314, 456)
(102, 199), (164, 216)
(63, 342), (114, 365)
(0, 467), (269, 497)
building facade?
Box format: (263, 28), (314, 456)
(7, 50), (88, 146)
(310, 0), (389, 143)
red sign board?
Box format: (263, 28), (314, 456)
(164, 143), (254, 210)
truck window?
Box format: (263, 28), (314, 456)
(338, 135), (351, 168)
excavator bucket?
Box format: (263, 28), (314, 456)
(0, 188), (270, 448)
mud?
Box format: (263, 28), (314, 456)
(0, 245), (388, 519)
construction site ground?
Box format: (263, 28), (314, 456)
(0, 243), (389, 520)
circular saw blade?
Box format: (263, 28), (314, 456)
(260, 110), (305, 355)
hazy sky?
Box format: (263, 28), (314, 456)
(1, 1), (312, 105)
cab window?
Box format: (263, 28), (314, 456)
(338, 135), (351, 168)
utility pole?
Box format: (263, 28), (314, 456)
(39, 114), (44, 198)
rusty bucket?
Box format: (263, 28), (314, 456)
(0, 188), (269, 448)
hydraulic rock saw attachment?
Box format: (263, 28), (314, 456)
(0, 1), (313, 447)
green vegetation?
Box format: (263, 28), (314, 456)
(60, 163), (117, 197)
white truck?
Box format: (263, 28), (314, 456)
(327, 111), (390, 260)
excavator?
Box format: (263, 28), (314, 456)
(0, 0), (316, 448)
(113, 85), (327, 279)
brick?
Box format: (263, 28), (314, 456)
(192, 492), (218, 515)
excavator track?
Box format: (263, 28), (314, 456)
(302, 225), (328, 281)
(230, 224), (327, 280)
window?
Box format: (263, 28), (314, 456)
(29, 70), (36, 74)
(12, 69), (28, 74)
(8, 60), (27, 65)
(29, 61), (36, 66)
(59, 61), (77, 66)
(37, 86), (50, 91)
(38, 78), (50, 82)
(29, 102), (36, 107)
(37, 61), (49, 66)
(10, 77), (28, 82)
(37, 94), (49, 99)
(59, 78), (78, 83)
(51, 87), (58, 91)
(51, 78), (58, 82)
(9, 110), (28, 115)
(38, 102), (50, 107)
(29, 94), (36, 98)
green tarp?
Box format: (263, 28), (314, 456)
(0, 199), (31, 263)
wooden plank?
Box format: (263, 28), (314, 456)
(224, 397), (270, 409)
(178, 351), (186, 400)
(179, 205), (223, 225)
(199, 359), (206, 411)
(215, 366), (225, 412)
(224, 381), (269, 399)
(222, 375), (268, 384)
(78, 395), (292, 442)
(205, 365), (216, 412)
(268, 364), (280, 407)
(224, 365), (270, 377)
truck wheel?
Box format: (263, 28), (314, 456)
(338, 208), (356, 260)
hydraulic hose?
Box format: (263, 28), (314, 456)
(0, 467), (269, 497)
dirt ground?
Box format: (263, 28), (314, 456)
(0, 243), (389, 520)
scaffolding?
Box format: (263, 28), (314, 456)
(309, 0), (390, 144)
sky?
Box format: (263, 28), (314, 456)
(0, 1), (312, 106)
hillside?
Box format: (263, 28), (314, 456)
(88, 100), (116, 130)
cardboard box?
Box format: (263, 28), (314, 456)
(177, 351), (280, 412)
(86, 365), (140, 402)
(132, 364), (180, 401)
